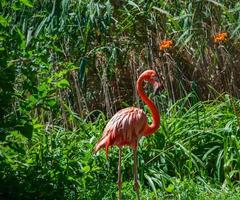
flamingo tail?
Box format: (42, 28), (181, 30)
(94, 139), (105, 153)
(94, 136), (110, 159)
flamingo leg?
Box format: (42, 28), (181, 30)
(118, 148), (122, 200)
(133, 149), (140, 200)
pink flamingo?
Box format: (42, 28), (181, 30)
(94, 70), (161, 199)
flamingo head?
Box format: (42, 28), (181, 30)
(140, 70), (163, 94)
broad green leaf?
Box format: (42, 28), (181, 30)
(82, 165), (90, 173)
(67, 176), (75, 181)
(165, 184), (174, 193)
(56, 79), (70, 88)
(47, 99), (57, 107)
(27, 158), (33, 164)
(38, 83), (48, 92)
(26, 27), (33, 46)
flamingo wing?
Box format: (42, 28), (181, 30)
(94, 107), (147, 157)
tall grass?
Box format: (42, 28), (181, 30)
(1, 93), (240, 199)
(1, 0), (240, 122)
(143, 94), (240, 191)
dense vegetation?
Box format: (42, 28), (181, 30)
(1, 0), (240, 199)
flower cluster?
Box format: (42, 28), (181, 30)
(159, 39), (173, 50)
(213, 32), (228, 43)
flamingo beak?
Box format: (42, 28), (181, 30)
(153, 81), (161, 95)
(149, 77), (162, 95)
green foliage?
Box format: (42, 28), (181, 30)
(1, 0), (240, 199)
(0, 116), (114, 200)
(1, 94), (240, 199)
(1, 0), (240, 124)
(143, 94), (240, 190)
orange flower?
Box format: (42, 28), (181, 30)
(213, 32), (228, 43)
(159, 39), (173, 50)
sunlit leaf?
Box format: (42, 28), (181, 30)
(82, 165), (90, 173)
(56, 79), (70, 88)
(165, 184), (174, 193)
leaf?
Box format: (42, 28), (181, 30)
(0, 15), (8, 27)
(34, 18), (47, 37)
(82, 165), (90, 173)
(26, 27), (33, 46)
(38, 83), (48, 92)
(202, 146), (220, 160)
(19, 0), (33, 8)
(27, 158), (34, 164)
(67, 176), (75, 181)
(16, 28), (26, 50)
(56, 79), (70, 88)
(79, 57), (88, 86)
(47, 99), (57, 107)
(128, 1), (140, 11)
(145, 174), (157, 195)
(165, 184), (174, 193)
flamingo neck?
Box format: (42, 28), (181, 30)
(137, 77), (160, 136)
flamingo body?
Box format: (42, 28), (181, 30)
(94, 107), (147, 156)
(94, 70), (161, 200)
